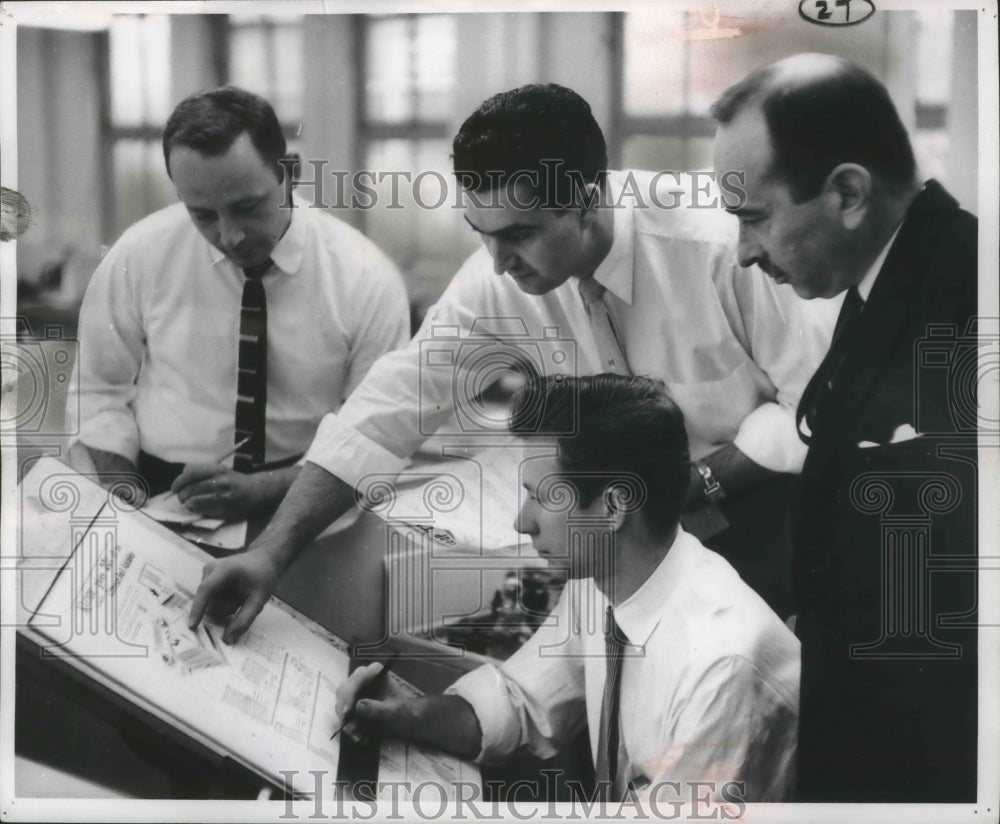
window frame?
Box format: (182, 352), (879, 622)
(610, 9), (952, 174)
(353, 13), (458, 260)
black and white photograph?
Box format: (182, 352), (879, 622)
(1, 1), (997, 822)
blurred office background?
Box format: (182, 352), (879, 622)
(13, 6), (979, 336)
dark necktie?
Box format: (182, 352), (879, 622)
(797, 286), (864, 444)
(234, 260), (271, 472)
(595, 605), (628, 801)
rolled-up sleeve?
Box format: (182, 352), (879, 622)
(445, 664), (526, 764)
(304, 412), (410, 488)
(732, 401), (807, 473)
(444, 587), (587, 764)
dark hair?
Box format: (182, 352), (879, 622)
(452, 84), (608, 208)
(509, 374), (690, 536)
(162, 86), (287, 181)
(711, 54), (916, 202)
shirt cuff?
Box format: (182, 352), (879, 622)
(732, 402), (808, 474)
(304, 412), (410, 489)
(445, 664), (523, 765)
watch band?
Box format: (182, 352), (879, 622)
(695, 461), (726, 504)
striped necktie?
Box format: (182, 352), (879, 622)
(234, 259), (271, 472)
(595, 605), (628, 801)
(579, 277), (631, 376)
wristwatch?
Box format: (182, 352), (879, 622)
(695, 461), (726, 506)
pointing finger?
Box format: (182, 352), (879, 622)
(222, 588), (268, 644)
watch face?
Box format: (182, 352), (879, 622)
(697, 463), (723, 499)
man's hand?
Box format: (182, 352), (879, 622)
(186, 463), (358, 642)
(187, 549), (284, 643)
(334, 664), (483, 758)
(335, 662), (409, 745)
(172, 464), (261, 521)
(172, 464), (299, 521)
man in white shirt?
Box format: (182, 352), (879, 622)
(189, 83), (829, 638)
(70, 87), (409, 520)
(335, 374), (800, 804)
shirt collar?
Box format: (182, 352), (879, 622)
(590, 171), (635, 305)
(611, 527), (699, 649)
(208, 190), (306, 276)
(856, 217), (904, 302)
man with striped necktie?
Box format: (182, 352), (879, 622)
(70, 87), (410, 521)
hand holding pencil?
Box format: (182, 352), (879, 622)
(333, 653), (404, 744)
(169, 436), (263, 522)
(329, 652), (484, 758)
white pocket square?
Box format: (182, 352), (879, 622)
(858, 423), (923, 449)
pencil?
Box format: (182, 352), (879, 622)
(213, 435), (254, 466)
(159, 435), (253, 504)
(330, 654), (400, 740)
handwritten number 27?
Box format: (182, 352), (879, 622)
(815, 0), (852, 21)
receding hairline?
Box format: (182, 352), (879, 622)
(711, 53), (856, 123)
(165, 129), (280, 180)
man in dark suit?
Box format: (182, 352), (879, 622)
(712, 53), (978, 802)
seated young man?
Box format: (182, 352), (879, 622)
(335, 374), (800, 803)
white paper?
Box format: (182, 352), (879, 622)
(377, 737), (482, 800)
(177, 519), (248, 552)
(22, 464), (349, 799)
(142, 490), (225, 530)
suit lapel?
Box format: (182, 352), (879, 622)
(822, 290), (908, 437)
(803, 181), (960, 476)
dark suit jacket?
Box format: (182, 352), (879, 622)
(794, 181), (978, 802)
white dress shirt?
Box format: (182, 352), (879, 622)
(856, 221), (904, 302)
(69, 195), (410, 465)
(306, 170), (832, 487)
(447, 529), (800, 801)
